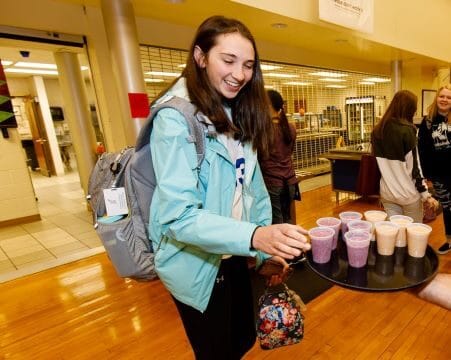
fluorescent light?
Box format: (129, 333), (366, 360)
(319, 78), (346, 82)
(264, 73), (298, 78)
(359, 81), (375, 85)
(5, 68), (58, 75)
(145, 78), (165, 83)
(325, 84), (346, 88)
(362, 77), (390, 83)
(310, 71), (347, 77)
(145, 71), (180, 77)
(284, 81), (311, 86)
(15, 61), (57, 69)
(261, 64), (281, 71)
(1, 60), (13, 66)
(81, 66), (89, 71)
(264, 85), (275, 89)
(177, 64), (186, 68)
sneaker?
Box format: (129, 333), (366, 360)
(437, 242), (451, 255)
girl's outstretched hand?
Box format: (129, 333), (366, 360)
(252, 223), (311, 259)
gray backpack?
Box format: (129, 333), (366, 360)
(87, 97), (206, 281)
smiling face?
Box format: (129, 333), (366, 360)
(194, 32), (255, 99)
(436, 88), (451, 114)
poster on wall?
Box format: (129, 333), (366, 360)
(319, 0), (374, 34)
(0, 59), (18, 136)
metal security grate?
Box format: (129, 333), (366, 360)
(140, 44), (392, 176)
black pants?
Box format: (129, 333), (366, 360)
(173, 256), (256, 360)
(431, 176), (451, 236)
(267, 184), (296, 224)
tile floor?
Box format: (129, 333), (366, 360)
(0, 170), (336, 283)
(0, 170), (104, 283)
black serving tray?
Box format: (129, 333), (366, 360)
(305, 237), (439, 291)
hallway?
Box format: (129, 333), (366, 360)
(0, 171), (103, 283)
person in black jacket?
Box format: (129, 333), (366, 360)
(418, 84), (451, 254)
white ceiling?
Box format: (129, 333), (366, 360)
(0, 0), (448, 79)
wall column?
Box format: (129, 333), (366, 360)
(54, 51), (97, 194)
(32, 76), (65, 176)
(101, 0), (148, 145)
(391, 60), (402, 94)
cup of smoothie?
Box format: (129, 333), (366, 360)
(406, 223), (432, 258)
(344, 230), (371, 268)
(339, 211), (363, 236)
(308, 227), (335, 264)
(389, 215), (413, 247)
(316, 217), (341, 250)
(364, 210), (387, 241)
(374, 221), (400, 256)
(347, 220), (372, 236)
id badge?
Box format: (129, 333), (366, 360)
(103, 187), (129, 216)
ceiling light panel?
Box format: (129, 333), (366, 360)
(319, 78), (346, 82)
(260, 64), (281, 71)
(264, 73), (298, 78)
(310, 71), (348, 77)
(362, 77), (390, 83)
(5, 68), (58, 75)
(284, 82), (311, 86)
(15, 61), (57, 69)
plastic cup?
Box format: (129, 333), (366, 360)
(375, 253), (395, 277)
(389, 215), (414, 247)
(406, 223), (432, 258)
(364, 210), (387, 241)
(316, 217), (341, 250)
(374, 221), (399, 256)
(364, 210), (388, 222)
(404, 256), (426, 281)
(308, 227), (335, 264)
(347, 220), (372, 236)
(344, 230), (371, 268)
(339, 211), (362, 236)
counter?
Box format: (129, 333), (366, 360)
(321, 143), (371, 202)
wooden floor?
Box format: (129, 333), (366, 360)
(0, 185), (450, 359)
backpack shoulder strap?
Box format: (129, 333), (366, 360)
(135, 97), (206, 167)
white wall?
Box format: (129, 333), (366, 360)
(0, 129), (39, 223)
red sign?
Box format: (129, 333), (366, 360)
(128, 92), (150, 118)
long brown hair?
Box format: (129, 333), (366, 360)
(372, 90), (417, 140)
(154, 16), (272, 157)
(426, 84), (451, 120)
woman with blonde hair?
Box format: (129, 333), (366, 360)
(418, 84), (451, 254)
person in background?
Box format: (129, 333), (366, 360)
(259, 89), (299, 224)
(418, 84), (451, 254)
(371, 90), (438, 223)
(148, 16), (311, 359)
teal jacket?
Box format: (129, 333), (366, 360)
(149, 79), (271, 312)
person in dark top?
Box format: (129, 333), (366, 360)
(418, 84), (451, 254)
(260, 90), (299, 224)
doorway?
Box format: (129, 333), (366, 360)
(0, 38), (101, 272)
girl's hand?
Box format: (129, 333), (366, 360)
(252, 224), (311, 259)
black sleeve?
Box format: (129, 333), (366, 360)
(417, 117), (433, 178)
